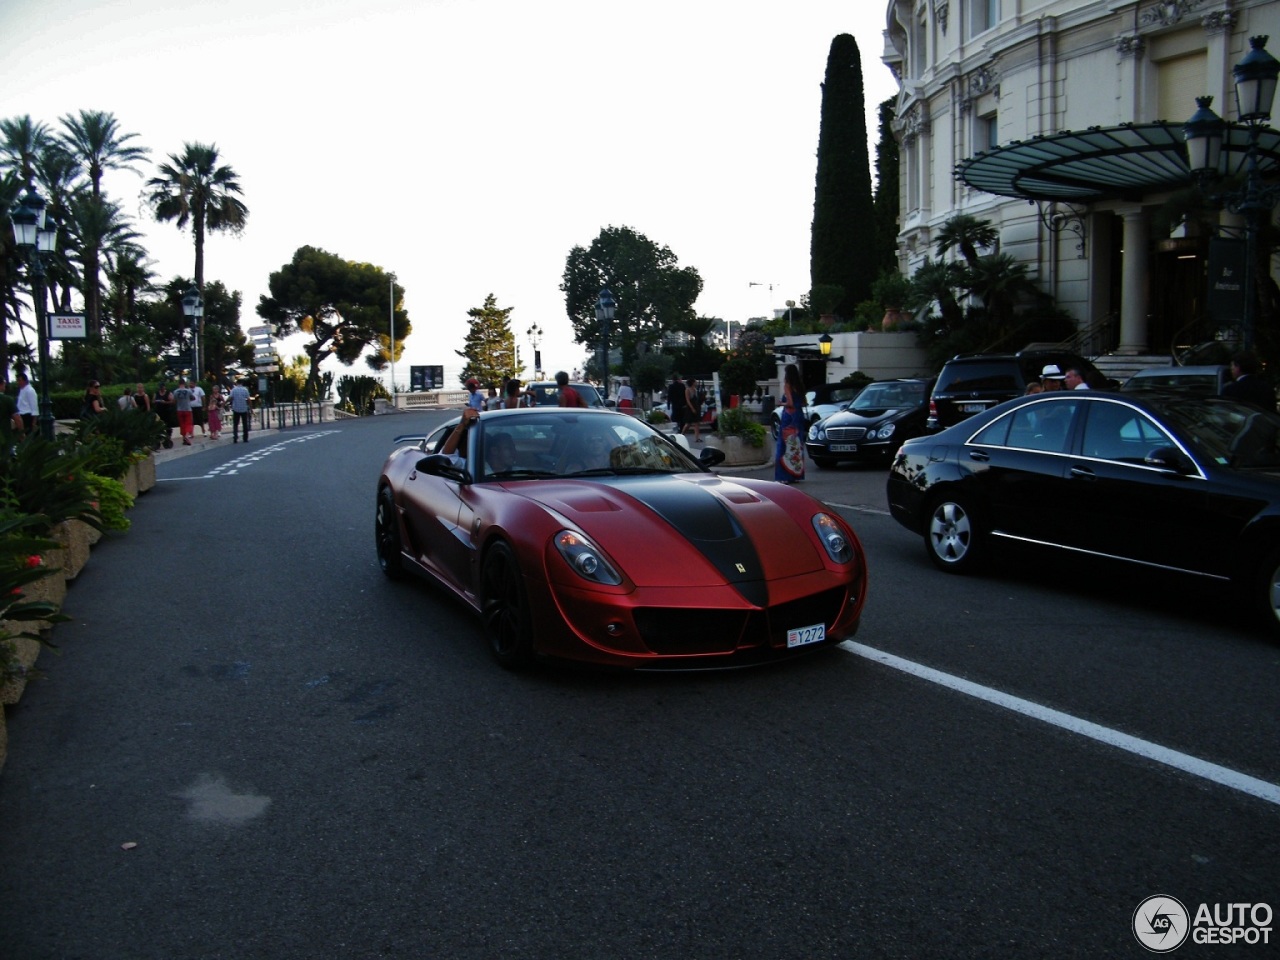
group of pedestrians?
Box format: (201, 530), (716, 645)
(82, 378), (255, 445)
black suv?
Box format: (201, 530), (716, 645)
(926, 350), (1100, 431)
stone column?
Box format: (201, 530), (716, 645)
(1117, 206), (1150, 354)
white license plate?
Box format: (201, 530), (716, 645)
(830, 443), (858, 452)
(787, 622), (826, 648)
(959, 403), (987, 413)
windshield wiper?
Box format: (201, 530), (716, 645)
(487, 468), (558, 479)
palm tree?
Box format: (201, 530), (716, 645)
(58, 111), (148, 339)
(934, 213), (999, 268)
(145, 142), (248, 378)
(0, 115), (50, 185)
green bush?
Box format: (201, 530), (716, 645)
(76, 408), (168, 456)
(0, 437), (102, 534)
(716, 407), (766, 448)
(85, 473), (133, 532)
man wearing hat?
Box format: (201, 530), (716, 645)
(465, 378), (485, 412)
(1040, 364), (1066, 392)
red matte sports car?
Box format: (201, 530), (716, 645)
(375, 408), (868, 670)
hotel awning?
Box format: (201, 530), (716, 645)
(955, 122), (1280, 202)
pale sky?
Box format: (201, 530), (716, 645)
(1, 0), (897, 387)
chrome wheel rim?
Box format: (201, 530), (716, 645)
(929, 502), (971, 564)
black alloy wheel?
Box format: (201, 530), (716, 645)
(375, 486), (405, 579)
(480, 540), (536, 670)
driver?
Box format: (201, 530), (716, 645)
(485, 431), (518, 474)
(564, 430), (615, 473)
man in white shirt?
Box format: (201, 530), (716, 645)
(229, 380), (252, 443)
(1063, 367), (1091, 390)
(15, 373), (37, 434)
(191, 381), (207, 434)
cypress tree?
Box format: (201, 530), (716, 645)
(810, 34), (876, 317)
(873, 96), (901, 278)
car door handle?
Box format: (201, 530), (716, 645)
(1069, 465), (1096, 480)
(968, 450), (990, 462)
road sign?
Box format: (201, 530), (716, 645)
(254, 364), (280, 373)
(246, 324), (276, 337)
(254, 350), (278, 362)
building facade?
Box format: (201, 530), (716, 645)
(883, 0), (1280, 358)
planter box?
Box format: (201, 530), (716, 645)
(22, 567), (66, 632)
(134, 453), (156, 494)
(121, 467), (139, 499)
(52, 519), (92, 580)
(704, 435), (770, 467)
(0, 635), (42, 705)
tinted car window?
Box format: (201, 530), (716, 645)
(935, 362), (1020, 394)
(971, 399), (1082, 453)
(852, 381), (927, 410)
(1082, 402), (1173, 462)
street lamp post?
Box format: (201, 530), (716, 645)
(595, 288), (616, 401)
(786, 300), (796, 330)
(9, 185), (59, 441)
(1183, 35), (1280, 353)
(181, 286), (204, 382)
(527, 323), (543, 378)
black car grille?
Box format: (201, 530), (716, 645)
(826, 427), (867, 442)
(634, 587), (849, 655)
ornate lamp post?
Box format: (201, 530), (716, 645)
(526, 322), (543, 377)
(9, 185), (59, 440)
(181, 286), (204, 381)
(1183, 35), (1280, 352)
(595, 288), (616, 400)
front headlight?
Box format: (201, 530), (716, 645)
(812, 513), (854, 564)
(873, 422), (896, 440)
(554, 530), (623, 585)
(809, 423), (824, 441)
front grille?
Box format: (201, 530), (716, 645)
(634, 608), (748, 654)
(633, 587), (850, 656)
(826, 427), (866, 442)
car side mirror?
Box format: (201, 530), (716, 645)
(699, 446), (727, 467)
(416, 453), (472, 483)
(1144, 447), (1194, 474)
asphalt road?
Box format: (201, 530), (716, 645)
(1, 415), (1276, 960)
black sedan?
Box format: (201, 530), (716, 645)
(886, 390), (1280, 634)
(806, 378), (933, 467)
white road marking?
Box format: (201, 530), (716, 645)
(158, 432), (338, 481)
(841, 641), (1280, 807)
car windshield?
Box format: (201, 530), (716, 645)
(1154, 398), (1280, 468)
(851, 382), (925, 411)
(528, 382), (605, 407)
(474, 413), (703, 480)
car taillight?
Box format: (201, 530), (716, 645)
(928, 399), (938, 418)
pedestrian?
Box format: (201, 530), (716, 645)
(117, 385), (136, 410)
(172, 378), (195, 445)
(1221, 351), (1276, 411)
(617, 381), (635, 411)
(667, 372), (686, 433)
(229, 378), (252, 443)
(153, 382), (176, 447)
(502, 378), (524, 409)
(555, 370), (586, 407)
(0, 377), (22, 445)
(1040, 364), (1066, 392)
(15, 373), (37, 434)
(683, 377), (702, 443)
(1063, 366), (1091, 391)
(191, 380), (207, 435)
(132, 382), (151, 415)
(486, 385), (499, 410)
(81, 380), (106, 420)
(207, 384), (224, 439)
(465, 378), (485, 412)
(775, 364), (806, 483)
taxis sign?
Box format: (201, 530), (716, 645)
(49, 313), (87, 339)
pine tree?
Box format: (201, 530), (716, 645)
(457, 293), (518, 388)
(810, 34), (877, 317)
